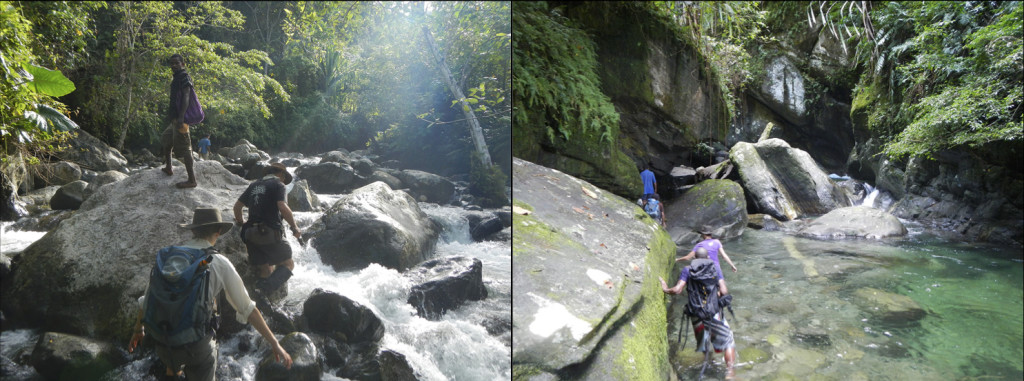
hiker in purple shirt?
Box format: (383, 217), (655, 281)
(677, 225), (738, 289)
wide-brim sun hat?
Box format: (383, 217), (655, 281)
(179, 208), (234, 235)
(696, 225), (715, 236)
(269, 162), (293, 185)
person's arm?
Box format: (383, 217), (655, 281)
(277, 201), (301, 239)
(720, 246), (737, 272)
(176, 84), (191, 133)
(247, 308), (293, 369)
(128, 306), (145, 353)
(660, 276), (686, 294)
(676, 250), (695, 262)
(233, 200), (245, 225)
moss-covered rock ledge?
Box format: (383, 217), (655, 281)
(512, 157), (676, 380)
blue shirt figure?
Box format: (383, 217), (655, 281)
(641, 168), (656, 195)
(198, 136), (211, 154)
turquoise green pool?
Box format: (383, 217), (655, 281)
(667, 228), (1024, 380)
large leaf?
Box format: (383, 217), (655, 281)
(25, 64), (76, 97)
(35, 104), (79, 132)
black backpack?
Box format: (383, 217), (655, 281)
(142, 246), (216, 346)
(683, 258), (722, 321)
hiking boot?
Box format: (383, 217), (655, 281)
(161, 167), (173, 176)
(175, 181), (197, 189)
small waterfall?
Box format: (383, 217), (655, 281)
(861, 183), (879, 208)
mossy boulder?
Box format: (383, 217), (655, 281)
(512, 157), (675, 380)
(664, 179), (748, 245)
(851, 287), (926, 324)
(730, 139), (851, 221)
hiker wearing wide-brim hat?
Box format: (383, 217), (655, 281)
(233, 162), (300, 297)
(129, 207), (293, 379)
(676, 224), (738, 293)
(178, 208), (234, 235)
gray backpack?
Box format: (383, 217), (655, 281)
(142, 246), (216, 346)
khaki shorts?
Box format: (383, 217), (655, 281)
(161, 123), (193, 160)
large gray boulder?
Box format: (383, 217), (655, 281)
(394, 170), (454, 204)
(54, 130), (128, 173)
(664, 179), (748, 245)
(1, 161), (251, 342)
(295, 162), (356, 194)
(730, 139), (851, 221)
(303, 289), (385, 344)
(308, 181), (439, 272)
(218, 139), (270, 162)
(798, 206), (907, 239)
(405, 256), (487, 320)
(511, 158), (675, 379)
(29, 332), (126, 380)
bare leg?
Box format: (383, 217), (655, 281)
(279, 258), (295, 271)
(724, 347), (736, 379)
(257, 264), (272, 278)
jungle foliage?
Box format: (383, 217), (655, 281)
(2, 1), (511, 182)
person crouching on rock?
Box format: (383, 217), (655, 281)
(128, 208), (292, 380)
(661, 247), (737, 379)
(233, 163), (301, 297)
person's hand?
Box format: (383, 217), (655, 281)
(272, 343), (293, 369)
(291, 226), (301, 239)
(177, 121), (189, 134)
(128, 327), (144, 353)
(659, 277), (669, 292)
(731, 264), (737, 272)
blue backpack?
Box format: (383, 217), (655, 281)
(644, 198), (661, 219)
(142, 246), (216, 346)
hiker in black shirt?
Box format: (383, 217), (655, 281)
(233, 163), (301, 295)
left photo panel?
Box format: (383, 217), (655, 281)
(0, 1), (513, 380)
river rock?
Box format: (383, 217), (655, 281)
(83, 170), (129, 200)
(465, 211), (504, 242)
(1, 161), (251, 342)
(309, 181), (439, 272)
(664, 179), (748, 245)
(255, 332), (321, 381)
(280, 158), (302, 167)
(378, 349), (419, 381)
(851, 287), (926, 323)
(31, 161), (81, 189)
(9, 210), (75, 232)
(747, 213), (783, 231)
(368, 170), (403, 190)
(29, 332), (126, 380)
(320, 150), (353, 165)
(49, 180), (89, 210)
(406, 256), (487, 320)
(295, 162), (356, 194)
(394, 170), (455, 204)
(21, 185), (59, 213)
(730, 139), (851, 220)
(326, 340), (380, 381)
(303, 288), (385, 344)
(798, 206), (907, 239)
(287, 179), (321, 212)
(55, 130), (128, 173)
(668, 165), (696, 190)
(1, 157), (31, 221)
(511, 157), (676, 379)
(218, 139), (269, 162)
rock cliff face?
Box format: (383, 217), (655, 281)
(512, 157), (675, 380)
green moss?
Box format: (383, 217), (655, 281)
(512, 364), (544, 381)
(511, 200), (588, 258)
(613, 225), (676, 380)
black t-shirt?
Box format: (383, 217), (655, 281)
(238, 177), (286, 231)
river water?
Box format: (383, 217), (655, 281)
(0, 201), (511, 380)
(668, 223), (1023, 380)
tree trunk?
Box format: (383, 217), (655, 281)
(422, 26), (492, 166)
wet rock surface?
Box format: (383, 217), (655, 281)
(405, 256), (487, 319)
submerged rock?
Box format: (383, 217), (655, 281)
(406, 256), (487, 319)
(378, 349), (419, 381)
(798, 206), (907, 239)
(851, 287), (926, 323)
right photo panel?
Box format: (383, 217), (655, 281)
(511, 2), (1024, 380)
